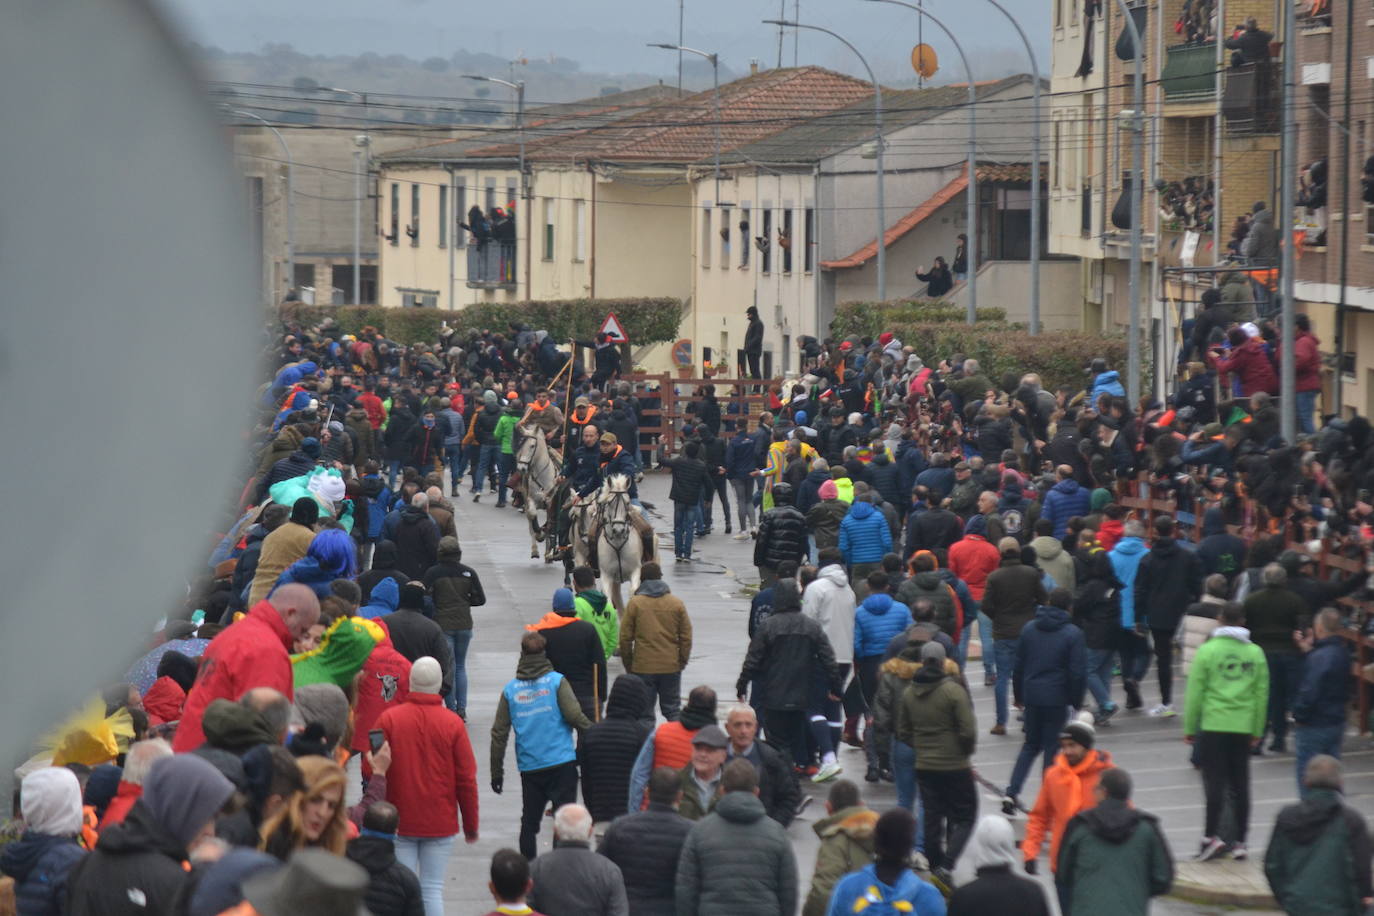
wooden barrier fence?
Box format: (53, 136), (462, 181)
(1114, 471), (1373, 734)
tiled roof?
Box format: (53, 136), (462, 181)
(381, 85), (680, 163)
(976, 163), (1033, 182)
(821, 168), (968, 270)
(387, 67), (876, 167)
(714, 75), (1035, 166)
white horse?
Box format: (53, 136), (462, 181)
(594, 473), (656, 617)
(568, 497), (599, 572)
(514, 425), (560, 559)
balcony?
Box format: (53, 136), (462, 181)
(1161, 42), (1218, 102)
(1222, 61), (1279, 134)
(1296, 0), (1332, 34)
(466, 241), (517, 290)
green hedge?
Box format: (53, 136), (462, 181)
(877, 321), (1147, 393)
(830, 300), (1008, 338)
(279, 298), (685, 347)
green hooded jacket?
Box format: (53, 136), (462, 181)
(575, 589), (619, 659)
(1183, 627), (1269, 737)
(1264, 788), (1373, 915)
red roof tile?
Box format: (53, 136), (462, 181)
(456, 67), (876, 165)
(821, 168), (969, 271)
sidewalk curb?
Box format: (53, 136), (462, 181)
(1168, 861), (1278, 909)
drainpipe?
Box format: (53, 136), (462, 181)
(588, 164), (597, 298)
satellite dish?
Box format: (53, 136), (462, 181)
(0, 0), (254, 762)
(911, 44), (939, 79)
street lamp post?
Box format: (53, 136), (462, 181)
(860, 0), (978, 319)
(466, 74), (527, 297)
(1279, 0), (1297, 440)
(765, 19), (888, 301)
(974, 0), (1042, 333)
(319, 86), (370, 305)
(649, 43), (721, 203)
(228, 107), (294, 301)
(1111, 0), (1145, 406)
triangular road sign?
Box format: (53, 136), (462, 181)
(599, 312), (629, 344)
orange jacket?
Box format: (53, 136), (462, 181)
(1021, 748), (1114, 871)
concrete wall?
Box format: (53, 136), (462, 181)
(943, 259), (1083, 329)
(829, 181), (968, 303)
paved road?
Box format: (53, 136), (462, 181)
(395, 471), (1372, 914)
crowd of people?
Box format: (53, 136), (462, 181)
(3, 300), (1373, 916)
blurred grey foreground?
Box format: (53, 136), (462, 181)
(0, 1), (254, 773)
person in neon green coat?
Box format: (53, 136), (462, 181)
(492, 399), (520, 508)
(572, 565), (619, 659)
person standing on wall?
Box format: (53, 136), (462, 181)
(744, 306), (764, 381)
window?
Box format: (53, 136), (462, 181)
(1054, 0), (1063, 28)
(761, 208), (772, 273)
(574, 199), (587, 261)
(398, 288), (438, 308)
(438, 184), (448, 248)
(781, 208), (794, 273)
(485, 178), (497, 214)
(455, 183), (467, 247)
(332, 265), (377, 304)
(1052, 121), (1063, 189)
(803, 207), (815, 272)
(506, 179), (517, 212)
(543, 198), (555, 260)
(719, 207), (731, 265)
(409, 183), (420, 246)
(389, 183), (399, 246)
(783, 334), (791, 372)
(701, 207), (712, 268)
(740, 207), (751, 267)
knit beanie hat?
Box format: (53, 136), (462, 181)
(410, 656), (443, 695)
(920, 641), (947, 665)
(301, 437), (322, 459)
(1060, 709), (1096, 749)
(552, 587), (576, 612)
(819, 480), (838, 500)
(1089, 488), (1112, 512)
(288, 683), (351, 753)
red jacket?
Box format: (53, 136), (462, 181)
(358, 391), (386, 430)
(1097, 519), (1124, 552)
(377, 693), (479, 839)
(98, 782), (141, 832)
(1291, 329), (1322, 393)
(351, 632), (412, 754)
(1213, 338), (1278, 396)
(947, 534), (1000, 601)
(172, 602), (295, 752)
(142, 676), (185, 727)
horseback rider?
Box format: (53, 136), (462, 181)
(520, 387), (565, 446)
(554, 423), (604, 556)
(566, 395), (599, 445)
(595, 431), (655, 562)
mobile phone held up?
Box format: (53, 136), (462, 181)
(369, 729), (385, 753)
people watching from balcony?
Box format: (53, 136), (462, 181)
(1225, 17), (1273, 67)
(1158, 176), (1214, 233)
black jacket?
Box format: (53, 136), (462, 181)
(754, 505), (808, 570)
(391, 506), (440, 579)
(904, 507), (963, 557)
(345, 836), (425, 916)
(1286, 570), (1368, 617)
(382, 609), (454, 698)
(947, 865), (1052, 916)
(867, 453), (904, 510)
(744, 315), (765, 356)
(66, 803), (190, 916)
(662, 453), (710, 505)
(1293, 636), (1352, 729)
(532, 615), (607, 719)
(383, 407), (418, 460)
(795, 467), (831, 515)
(732, 739), (801, 828)
(1073, 554), (1123, 651)
(1196, 509), (1247, 582)
(737, 608), (841, 709)
(1133, 537), (1203, 632)
(358, 541), (407, 603)
(598, 803), (693, 916)
(581, 676), (652, 823)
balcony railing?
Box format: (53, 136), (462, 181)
(466, 241), (517, 290)
(1222, 61), (1279, 134)
(1161, 42), (1218, 101)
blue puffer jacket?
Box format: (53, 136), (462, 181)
(1090, 370), (1126, 404)
(0, 832), (85, 916)
(1041, 478), (1092, 539)
(853, 593), (911, 659)
(839, 501), (892, 565)
(1013, 605), (1086, 707)
(1109, 537), (1149, 628)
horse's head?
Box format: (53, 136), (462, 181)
(515, 428), (538, 467)
(602, 473), (631, 495)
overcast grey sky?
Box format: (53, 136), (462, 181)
(153, 0), (1050, 85)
